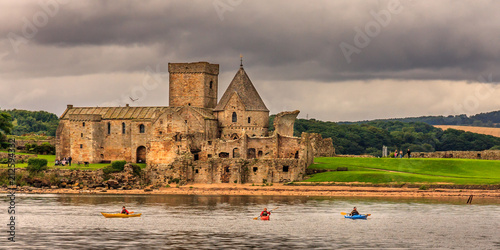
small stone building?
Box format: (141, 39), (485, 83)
(56, 62), (334, 184)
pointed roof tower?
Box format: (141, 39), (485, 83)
(214, 65), (269, 112)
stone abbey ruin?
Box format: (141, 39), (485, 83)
(56, 62), (334, 184)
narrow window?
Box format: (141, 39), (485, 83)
(232, 112), (237, 122)
(82, 122), (85, 127)
(139, 124), (145, 133)
(80, 144), (83, 149)
(195, 169), (199, 174)
(210, 80), (213, 89)
(283, 166), (289, 172)
(248, 117), (251, 123)
(122, 122), (126, 134)
(107, 122), (111, 134)
(81, 133), (83, 138)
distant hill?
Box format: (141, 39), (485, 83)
(339, 110), (500, 128)
(434, 125), (500, 138)
(1, 109), (59, 136)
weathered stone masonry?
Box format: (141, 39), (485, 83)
(56, 61), (334, 184)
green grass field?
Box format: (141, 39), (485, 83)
(0, 152), (146, 170)
(306, 157), (500, 185)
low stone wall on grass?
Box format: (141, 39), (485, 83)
(412, 150), (500, 160)
(0, 152), (37, 162)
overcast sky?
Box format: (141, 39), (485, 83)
(1, 0), (500, 122)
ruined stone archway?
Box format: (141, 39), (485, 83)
(136, 146), (146, 163)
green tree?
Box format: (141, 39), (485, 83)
(0, 112), (13, 148)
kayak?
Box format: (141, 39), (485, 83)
(260, 215), (270, 220)
(344, 214), (367, 220)
(101, 212), (142, 218)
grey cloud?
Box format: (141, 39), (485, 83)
(1, 0), (499, 82)
(1, 0), (500, 121)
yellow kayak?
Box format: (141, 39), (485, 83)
(101, 212), (142, 218)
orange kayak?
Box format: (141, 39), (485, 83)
(260, 215), (270, 220)
(101, 212), (142, 218)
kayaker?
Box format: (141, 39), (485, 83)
(350, 207), (359, 216)
(260, 208), (271, 217)
(121, 206), (129, 215)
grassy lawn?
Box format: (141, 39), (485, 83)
(0, 152), (146, 170)
(306, 157), (500, 185)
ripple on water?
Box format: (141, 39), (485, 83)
(2, 194), (499, 249)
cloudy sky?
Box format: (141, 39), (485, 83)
(1, 0), (500, 122)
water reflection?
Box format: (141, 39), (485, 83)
(2, 194), (499, 249)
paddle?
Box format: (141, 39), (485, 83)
(341, 212), (371, 216)
(253, 207), (279, 220)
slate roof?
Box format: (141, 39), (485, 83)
(214, 67), (269, 112)
(60, 106), (216, 120)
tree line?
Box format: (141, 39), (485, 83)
(1, 109), (59, 136)
(339, 110), (500, 128)
(270, 116), (500, 156)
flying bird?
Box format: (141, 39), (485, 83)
(129, 96), (138, 102)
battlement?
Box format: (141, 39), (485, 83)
(168, 62), (219, 75)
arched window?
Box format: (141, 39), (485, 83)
(122, 122), (126, 134)
(107, 122), (111, 134)
(139, 124), (145, 133)
(232, 112), (237, 122)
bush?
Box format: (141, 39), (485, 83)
(111, 160), (126, 171)
(24, 142), (55, 155)
(0, 158), (8, 164)
(130, 164), (142, 177)
(490, 145), (500, 150)
(0, 141), (10, 149)
(102, 160), (129, 180)
(26, 158), (48, 174)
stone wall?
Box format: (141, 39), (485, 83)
(215, 93), (269, 139)
(168, 62), (219, 108)
(58, 118), (152, 164)
(1, 164), (145, 189)
(14, 138), (55, 149)
(0, 152), (36, 162)
(147, 157), (306, 185)
(309, 133), (335, 157)
(411, 150), (500, 160)
(273, 110), (300, 137)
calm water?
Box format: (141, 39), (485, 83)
(1, 194), (499, 249)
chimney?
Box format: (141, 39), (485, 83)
(67, 104), (73, 109)
(125, 104), (130, 107)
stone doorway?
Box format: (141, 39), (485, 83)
(221, 166), (230, 183)
(136, 146), (146, 163)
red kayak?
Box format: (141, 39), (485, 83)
(260, 215), (270, 220)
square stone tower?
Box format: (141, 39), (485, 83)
(168, 62), (219, 108)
